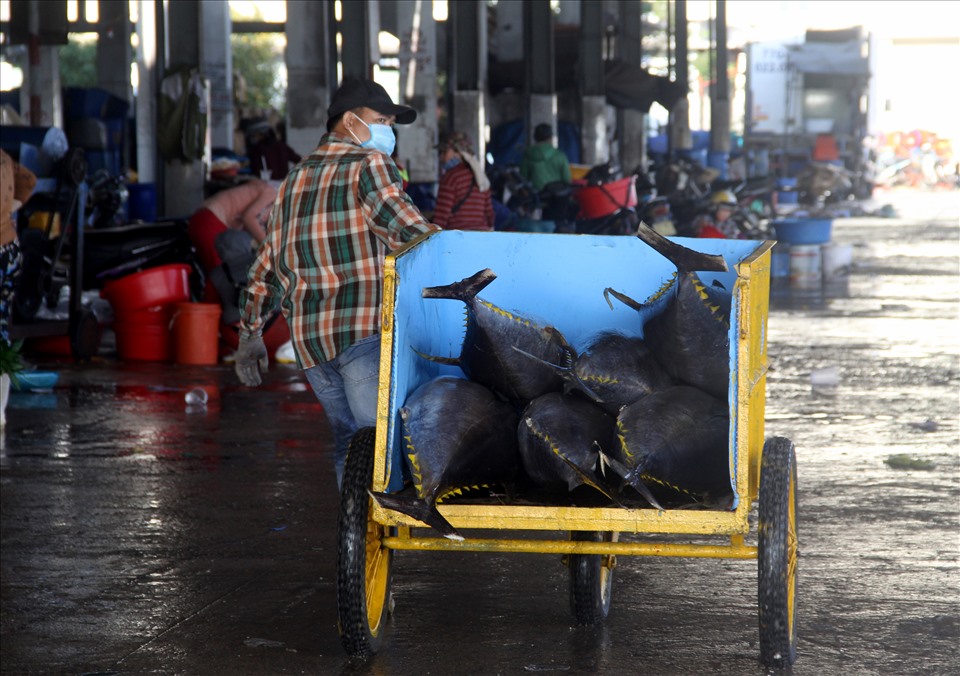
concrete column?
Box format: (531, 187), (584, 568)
(285, 1), (334, 156)
(162, 0), (204, 218)
(449, 0), (487, 162)
(395, 0), (438, 184)
(166, 0), (200, 69)
(199, 0), (233, 151)
(28, 47), (63, 129)
(618, 0), (646, 174)
(340, 0), (377, 80)
(580, 0), (606, 166)
(135, 0), (159, 183)
(524, 1), (556, 144)
(670, 0), (692, 153)
(581, 97), (608, 166)
(709, 0), (731, 177)
(96, 0), (133, 103)
(493, 0), (523, 62)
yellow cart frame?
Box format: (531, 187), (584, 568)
(336, 232), (797, 667)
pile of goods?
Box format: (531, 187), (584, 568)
(372, 226), (735, 540)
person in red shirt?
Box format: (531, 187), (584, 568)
(432, 131), (494, 231)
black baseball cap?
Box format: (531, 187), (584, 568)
(327, 77), (417, 125)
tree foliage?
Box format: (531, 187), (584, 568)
(59, 36), (97, 88)
(231, 33), (286, 114)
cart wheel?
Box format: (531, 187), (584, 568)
(569, 531), (616, 625)
(337, 427), (392, 657)
(758, 437), (799, 667)
(70, 309), (99, 361)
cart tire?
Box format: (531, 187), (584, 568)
(758, 437), (799, 667)
(569, 531), (615, 625)
(337, 427), (392, 657)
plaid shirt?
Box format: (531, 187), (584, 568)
(239, 131), (437, 369)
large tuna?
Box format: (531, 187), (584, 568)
(604, 385), (731, 508)
(370, 376), (520, 540)
(416, 269), (574, 405)
(605, 224), (733, 401)
(517, 392), (616, 494)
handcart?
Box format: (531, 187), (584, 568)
(336, 231), (797, 667)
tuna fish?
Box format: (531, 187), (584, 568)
(565, 331), (675, 415)
(604, 385), (731, 508)
(417, 269), (574, 405)
(518, 392), (617, 494)
(605, 223), (733, 401)
(370, 376), (520, 540)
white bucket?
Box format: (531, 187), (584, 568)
(821, 243), (854, 281)
(789, 244), (822, 289)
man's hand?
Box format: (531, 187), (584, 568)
(235, 334), (269, 386)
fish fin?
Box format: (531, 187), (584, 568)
(556, 449), (628, 508)
(599, 448), (666, 511)
(421, 268), (497, 300)
(635, 221), (729, 273)
(604, 287), (644, 312)
(598, 449), (631, 478)
(369, 491), (465, 541)
(411, 346), (460, 366)
(619, 474), (666, 512)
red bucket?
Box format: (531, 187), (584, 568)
(573, 176), (638, 219)
(170, 303), (222, 365)
(101, 264), (192, 313)
(113, 306), (172, 361)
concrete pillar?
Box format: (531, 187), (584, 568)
(285, 1), (334, 156)
(395, 0), (438, 184)
(524, 1), (556, 144)
(96, 0), (133, 103)
(449, 0), (487, 162)
(493, 0), (523, 62)
(618, 0), (646, 174)
(135, 0), (159, 183)
(340, 0), (378, 80)
(162, 0), (204, 218)
(581, 97), (607, 166)
(580, 0), (606, 166)
(22, 0), (62, 128)
(199, 0), (233, 151)
(709, 0), (731, 177)
(670, 0), (692, 153)
(28, 47), (63, 129)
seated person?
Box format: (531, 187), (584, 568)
(246, 119), (301, 181)
(433, 131), (495, 231)
(187, 179), (276, 321)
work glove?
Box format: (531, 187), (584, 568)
(235, 334), (269, 387)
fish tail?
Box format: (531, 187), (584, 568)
(635, 221), (729, 273)
(421, 268), (497, 300)
(369, 491), (465, 541)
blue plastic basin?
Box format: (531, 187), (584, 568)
(773, 218), (833, 245)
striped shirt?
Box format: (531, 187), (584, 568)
(433, 162), (495, 231)
(239, 131), (437, 369)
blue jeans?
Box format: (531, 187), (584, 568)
(303, 334), (381, 491)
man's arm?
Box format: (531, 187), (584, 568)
(359, 153), (438, 246)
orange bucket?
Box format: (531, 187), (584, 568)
(170, 303), (222, 365)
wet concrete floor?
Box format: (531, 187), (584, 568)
(2, 188), (958, 675)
